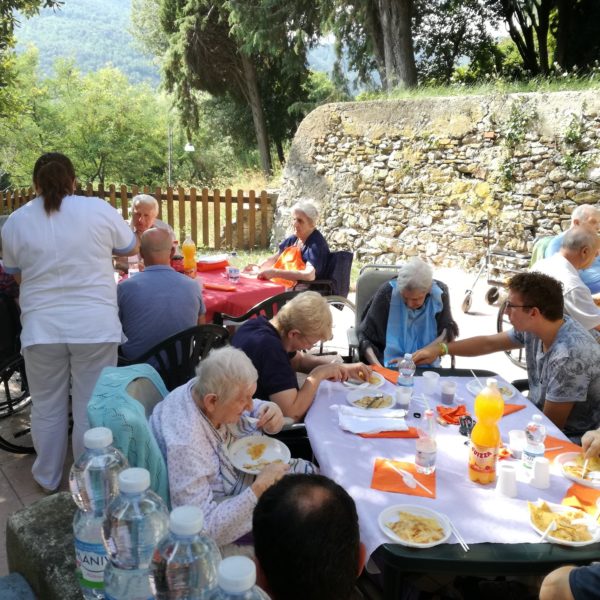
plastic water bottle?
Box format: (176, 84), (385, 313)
(70, 427), (128, 600)
(227, 251), (240, 284)
(522, 414), (546, 470)
(415, 409), (437, 474)
(206, 556), (267, 599)
(103, 468), (169, 600)
(396, 353), (416, 388)
(150, 505), (221, 599)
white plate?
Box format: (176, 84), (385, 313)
(228, 435), (290, 475)
(344, 371), (385, 389)
(346, 389), (395, 411)
(529, 500), (600, 547)
(555, 452), (600, 489)
(378, 505), (451, 548)
(466, 379), (516, 400)
(197, 254), (229, 263)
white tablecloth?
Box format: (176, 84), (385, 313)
(305, 375), (576, 559)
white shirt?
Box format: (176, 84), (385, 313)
(532, 253), (600, 331)
(1, 195), (135, 348)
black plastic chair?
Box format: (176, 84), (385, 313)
(118, 324), (229, 391)
(299, 250), (354, 298)
(212, 290), (301, 326)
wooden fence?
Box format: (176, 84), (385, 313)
(0, 185), (277, 250)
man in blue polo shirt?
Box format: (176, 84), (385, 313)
(118, 227), (205, 359)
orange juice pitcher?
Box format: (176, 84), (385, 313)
(182, 235), (197, 278)
(468, 378), (504, 484)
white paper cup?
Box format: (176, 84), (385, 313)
(440, 380), (457, 405)
(531, 457), (550, 489)
(395, 387), (411, 410)
(422, 371), (440, 395)
(496, 462), (518, 497)
(508, 430), (526, 459)
(226, 266), (240, 283)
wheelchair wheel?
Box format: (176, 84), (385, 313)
(461, 291), (473, 314)
(485, 287), (500, 305)
(496, 300), (527, 370)
(0, 356), (34, 454)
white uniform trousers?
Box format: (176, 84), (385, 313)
(23, 342), (118, 490)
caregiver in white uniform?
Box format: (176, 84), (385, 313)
(1, 152), (137, 492)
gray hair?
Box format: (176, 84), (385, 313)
(193, 346), (258, 402)
(132, 194), (159, 214)
(291, 200), (319, 225)
(561, 226), (599, 252)
(395, 258), (433, 293)
(572, 204), (599, 224)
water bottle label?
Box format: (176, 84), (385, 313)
(75, 538), (108, 587)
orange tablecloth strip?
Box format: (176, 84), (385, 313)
(203, 282), (237, 292)
(544, 435), (582, 461)
(360, 427), (419, 439)
(436, 404), (468, 425)
(503, 404), (526, 417)
(371, 458), (436, 498)
(372, 364), (399, 384)
(562, 483), (600, 516)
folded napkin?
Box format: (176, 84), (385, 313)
(372, 364), (399, 384)
(544, 434), (582, 461)
(360, 428), (419, 439)
(562, 483), (600, 516)
(203, 282), (237, 292)
(335, 405), (408, 435)
(436, 404), (468, 425)
(371, 458), (436, 498)
(503, 403), (526, 416)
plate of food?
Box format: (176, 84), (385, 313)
(346, 389), (395, 410)
(466, 379), (516, 400)
(228, 435), (291, 475)
(528, 500), (600, 546)
(555, 452), (600, 489)
(345, 371), (385, 389)
(378, 505), (451, 548)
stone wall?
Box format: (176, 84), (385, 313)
(275, 91), (600, 269)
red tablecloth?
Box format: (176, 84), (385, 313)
(199, 269), (286, 322)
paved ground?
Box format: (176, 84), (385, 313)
(0, 265), (527, 579)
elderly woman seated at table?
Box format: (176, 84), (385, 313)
(232, 291), (370, 421)
(246, 201), (329, 287)
(357, 258), (458, 368)
(149, 346), (316, 548)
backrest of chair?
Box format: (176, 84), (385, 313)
(213, 290), (301, 325)
(325, 251), (353, 298)
(138, 324), (229, 391)
(0, 294), (20, 364)
(88, 364), (170, 506)
(355, 264), (403, 328)
(529, 235), (554, 268)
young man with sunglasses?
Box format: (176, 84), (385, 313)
(413, 272), (600, 442)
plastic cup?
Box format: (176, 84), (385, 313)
(226, 266), (240, 283)
(508, 430), (526, 459)
(395, 387), (411, 411)
(422, 371), (440, 395)
(440, 380), (457, 405)
(496, 462), (518, 497)
(531, 457), (550, 489)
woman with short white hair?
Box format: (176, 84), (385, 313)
(357, 258), (458, 368)
(247, 200), (330, 286)
(150, 346), (316, 547)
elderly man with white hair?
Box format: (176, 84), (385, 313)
(545, 203), (600, 293)
(247, 200), (330, 285)
(149, 346), (316, 548)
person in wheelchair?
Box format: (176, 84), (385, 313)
(357, 258), (458, 368)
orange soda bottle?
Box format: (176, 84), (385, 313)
(182, 235), (197, 279)
(468, 378), (504, 484)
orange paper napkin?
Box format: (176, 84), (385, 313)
(203, 282), (237, 292)
(436, 404), (468, 425)
(502, 404), (526, 416)
(562, 483), (600, 516)
(360, 427), (420, 439)
(372, 364), (399, 384)
(544, 435), (582, 461)
(371, 458), (437, 498)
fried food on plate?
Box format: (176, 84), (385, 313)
(528, 501), (592, 542)
(563, 455), (600, 480)
(386, 511), (445, 544)
(247, 442), (267, 460)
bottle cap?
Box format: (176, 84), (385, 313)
(217, 556), (256, 593)
(532, 414), (543, 423)
(169, 506), (204, 536)
(83, 427), (113, 449)
(486, 378), (498, 388)
(404, 353), (412, 359)
(118, 468), (150, 493)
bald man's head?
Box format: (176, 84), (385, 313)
(140, 227), (173, 266)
